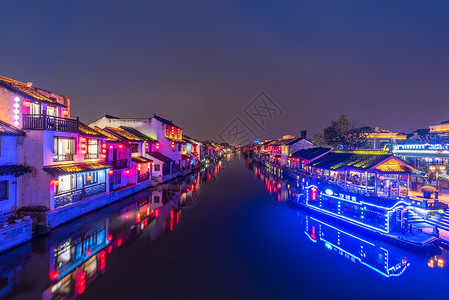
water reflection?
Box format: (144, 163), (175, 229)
(0, 160), (224, 300)
(247, 158), (449, 277)
(305, 215), (410, 277)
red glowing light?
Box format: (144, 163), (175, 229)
(155, 209), (160, 218)
(311, 226), (316, 240)
(86, 249), (92, 256)
(108, 170), (113, 175)
(117, 238), (123, 247)
(107, 245), (113, 254)
(53, 179), (59, 186)
(402, 259), (407, 265)
(49, 270), (60, 281)
(107, 234), (113, 242)
(99, 250), (106, 271)
(76, 272), (86, 295)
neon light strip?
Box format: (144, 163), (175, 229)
(310, 217), (375, 246)
(13, 96), (20, 127)
(394, 150), (449, 154)
(305, 185), (409, 210)
(321, 238), (409, 278)
(304, 231), (317, 243)
(307, 204), (389, 233)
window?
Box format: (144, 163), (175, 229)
(131, 144), (139, 153)
(0, 181), (8, 200)
(154, 164), (160, 172)
(154, 196), (160, 203)
(57, 175), (77, 193)
(83, 172), (98, 186)
(178, 144), (181, 151)
(47, 105), (58, 116)
(53, 137), (76, 161)
(86, 139), (100, 159)
(30, 102), (41, 115)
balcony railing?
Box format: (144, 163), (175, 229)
(137, 173), (150, 183)
(84, 153), (99, 159)
(22, 114), (79, 133)
(107, 159), (128, 170)
(54, 183), (107, 208)
(53, 154), (75, 162)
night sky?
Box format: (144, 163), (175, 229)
(2, 1), (449, 141)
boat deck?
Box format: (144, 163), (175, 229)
(385, 231), (438, 247)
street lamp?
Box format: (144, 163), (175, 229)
(429, 163), (446, 200)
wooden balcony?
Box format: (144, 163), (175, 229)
(54, 182), (106, 208)
(22, 114), (79, 133)
(107, 159), (128, 170)
(137, 173), (150, 183)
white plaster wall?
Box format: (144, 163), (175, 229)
(0, 88), (20, 127)
(22, 130), (52, 208)
(0, 175), (17, 215)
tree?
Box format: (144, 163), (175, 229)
(319, 114), (368, 150)
(312, 132), (329, 147)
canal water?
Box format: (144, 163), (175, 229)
(1, 153), (449, 300)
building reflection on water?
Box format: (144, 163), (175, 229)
(0, 160), (224, 300)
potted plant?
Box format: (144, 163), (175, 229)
(422, 186), (436, 199)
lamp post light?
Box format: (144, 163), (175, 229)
(429, 163), (446, 200)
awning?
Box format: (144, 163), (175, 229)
(0, 165), (31, 177)
(146, 152), (173, 163)
(190, 152), (199, 156)
(182, 154), (192, 160)
(132, 156), (153, 164)
(43, 161), (112, 176)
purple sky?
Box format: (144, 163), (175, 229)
(2, 1), (449, 142)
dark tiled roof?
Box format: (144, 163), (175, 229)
(146, 152), (173, 163)
(132, 156), (153, 163)
(43, 161), (112, 176)
(271, 136), (296, 146)
(78, 122), (106, 138)
(119, 126), (157, 142)
(309, 151), (390, 171)
(309, 150), (415, 173)
(0, 165), (31, 176)
(0, 75), (63, 105)
(291, 147), (331, 160)
(153, 114), (181, 129)
(104, 127), (142, 142)
(182, 154), (191, 160)
(0, 120), (25, 136)
(259, 139), (274, 146)
(183, 135), (200, 144)
(94, 127), (125, 143)
(285, 137), (305, 145)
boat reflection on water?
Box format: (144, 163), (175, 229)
(0, 160), (224, 300)
(305, 215), (410, 278)
(248, 158), (449, 276)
